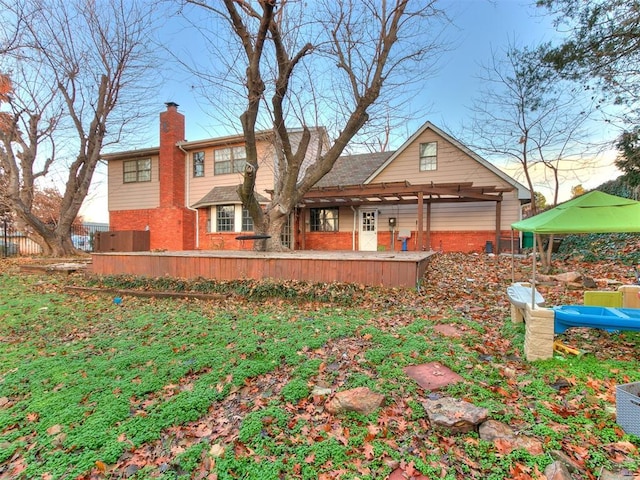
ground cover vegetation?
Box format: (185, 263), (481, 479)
(1, 251), (640, 479)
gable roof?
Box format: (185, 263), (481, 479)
(363, 121), (530, 201)
(192, 185), (270, 208)
(314, 151), (394, 188)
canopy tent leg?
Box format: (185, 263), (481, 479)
(531, 234), (537, 308)
(510, 229), (515, 283)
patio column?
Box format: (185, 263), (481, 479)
(299, 207), (306, 250)
(495, 199), (502, 252)
(426, 201), (431, 251)
(417, 192), (424, 250)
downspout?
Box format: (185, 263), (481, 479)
(351, 206), (357, 251)
(177, 142), (199, 249)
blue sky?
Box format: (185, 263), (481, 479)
(81, 0), (621, 223)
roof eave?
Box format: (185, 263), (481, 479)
(101, 147), (159, 161)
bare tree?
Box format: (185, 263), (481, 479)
(469, 43), (596, 270)
(538, 0), (640, 128)
(0, 66), (61, 244)
(0, 0), (159, 255)
(181, 0), (448, 251)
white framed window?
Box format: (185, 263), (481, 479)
(123, 159), (151, 183)
(419, 142), (437, 171)
(241, 208), (254, 232)
(214, 146), (246, 175)
(310, 207), (339, 232)
(193, 151), (205, 177)
(216, 205), (235, 231)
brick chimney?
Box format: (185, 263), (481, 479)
(158, 102), (185, 207)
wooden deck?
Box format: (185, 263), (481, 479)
(90, 250), (436, 289)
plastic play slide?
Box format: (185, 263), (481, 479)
(553, 305), (640, 334)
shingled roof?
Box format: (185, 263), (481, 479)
(314, 151), (395, 188)
(192, 185), (270, 208)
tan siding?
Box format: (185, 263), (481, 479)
(373, 130), (509, 186)
(108, 156), (160, 211)
(188, 140), (276, 205)
(337, 206), (355, 232)
(307, 193), (521, 235)
(370, 129), (522, 231)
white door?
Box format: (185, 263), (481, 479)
(359, 209), (378, 251)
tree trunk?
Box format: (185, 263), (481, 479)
(535, 233), (555, 273)
(260, 210), (288, 252)
(13, 212), (79, 256)
(42, 229), (77, 257)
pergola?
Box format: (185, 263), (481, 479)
(299, 181), (514, 250)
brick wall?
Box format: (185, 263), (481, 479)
(149, 207), (196, 250)
(110, 207), (195, 250)
(158, 103), (185, 208)
(201, 232), (271, 251)
(305, 232), (355, 250)
(110, 210), (153, 231)
(110, 210), (513, 253)
(425, 231), (513, 253)
(302, 230), (515, 253)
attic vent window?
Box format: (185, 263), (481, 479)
(419, 142), (437, 171)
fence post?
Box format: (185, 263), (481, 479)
(2, 218), (7, 258)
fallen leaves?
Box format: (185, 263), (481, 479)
(25, 412), (39, 423)
(4, 253), (640, 479)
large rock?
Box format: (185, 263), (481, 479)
(325, 387), (385, 415)
(548, 450), (582, 473)
(599, 470), (636, 480)
(423, 397), (488, 434)
(553, 272), (582, 283)
(545, 461), (573, 480)
(479, 420), (543, 455)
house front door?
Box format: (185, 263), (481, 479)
(358, 209), (378, 251)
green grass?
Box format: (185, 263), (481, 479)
(1, 271), (640, 479)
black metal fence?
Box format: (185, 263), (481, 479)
(1, 221), (110, 257)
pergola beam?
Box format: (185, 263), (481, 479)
(301, 181), (512, 206)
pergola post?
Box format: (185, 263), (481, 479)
(417, 192), (424, 250)
(298, 207), (306, 250)
(495, 199), (502, 252)
(426, 202), (431, 250)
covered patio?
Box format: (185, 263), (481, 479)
(297, 180), (513, 250)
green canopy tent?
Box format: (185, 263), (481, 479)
(511, 191), (640, 306)
(512, 190), (640, 234)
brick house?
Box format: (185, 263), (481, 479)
(103, 103), (530, 252)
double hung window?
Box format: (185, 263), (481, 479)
(123, 159), (151, 183)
